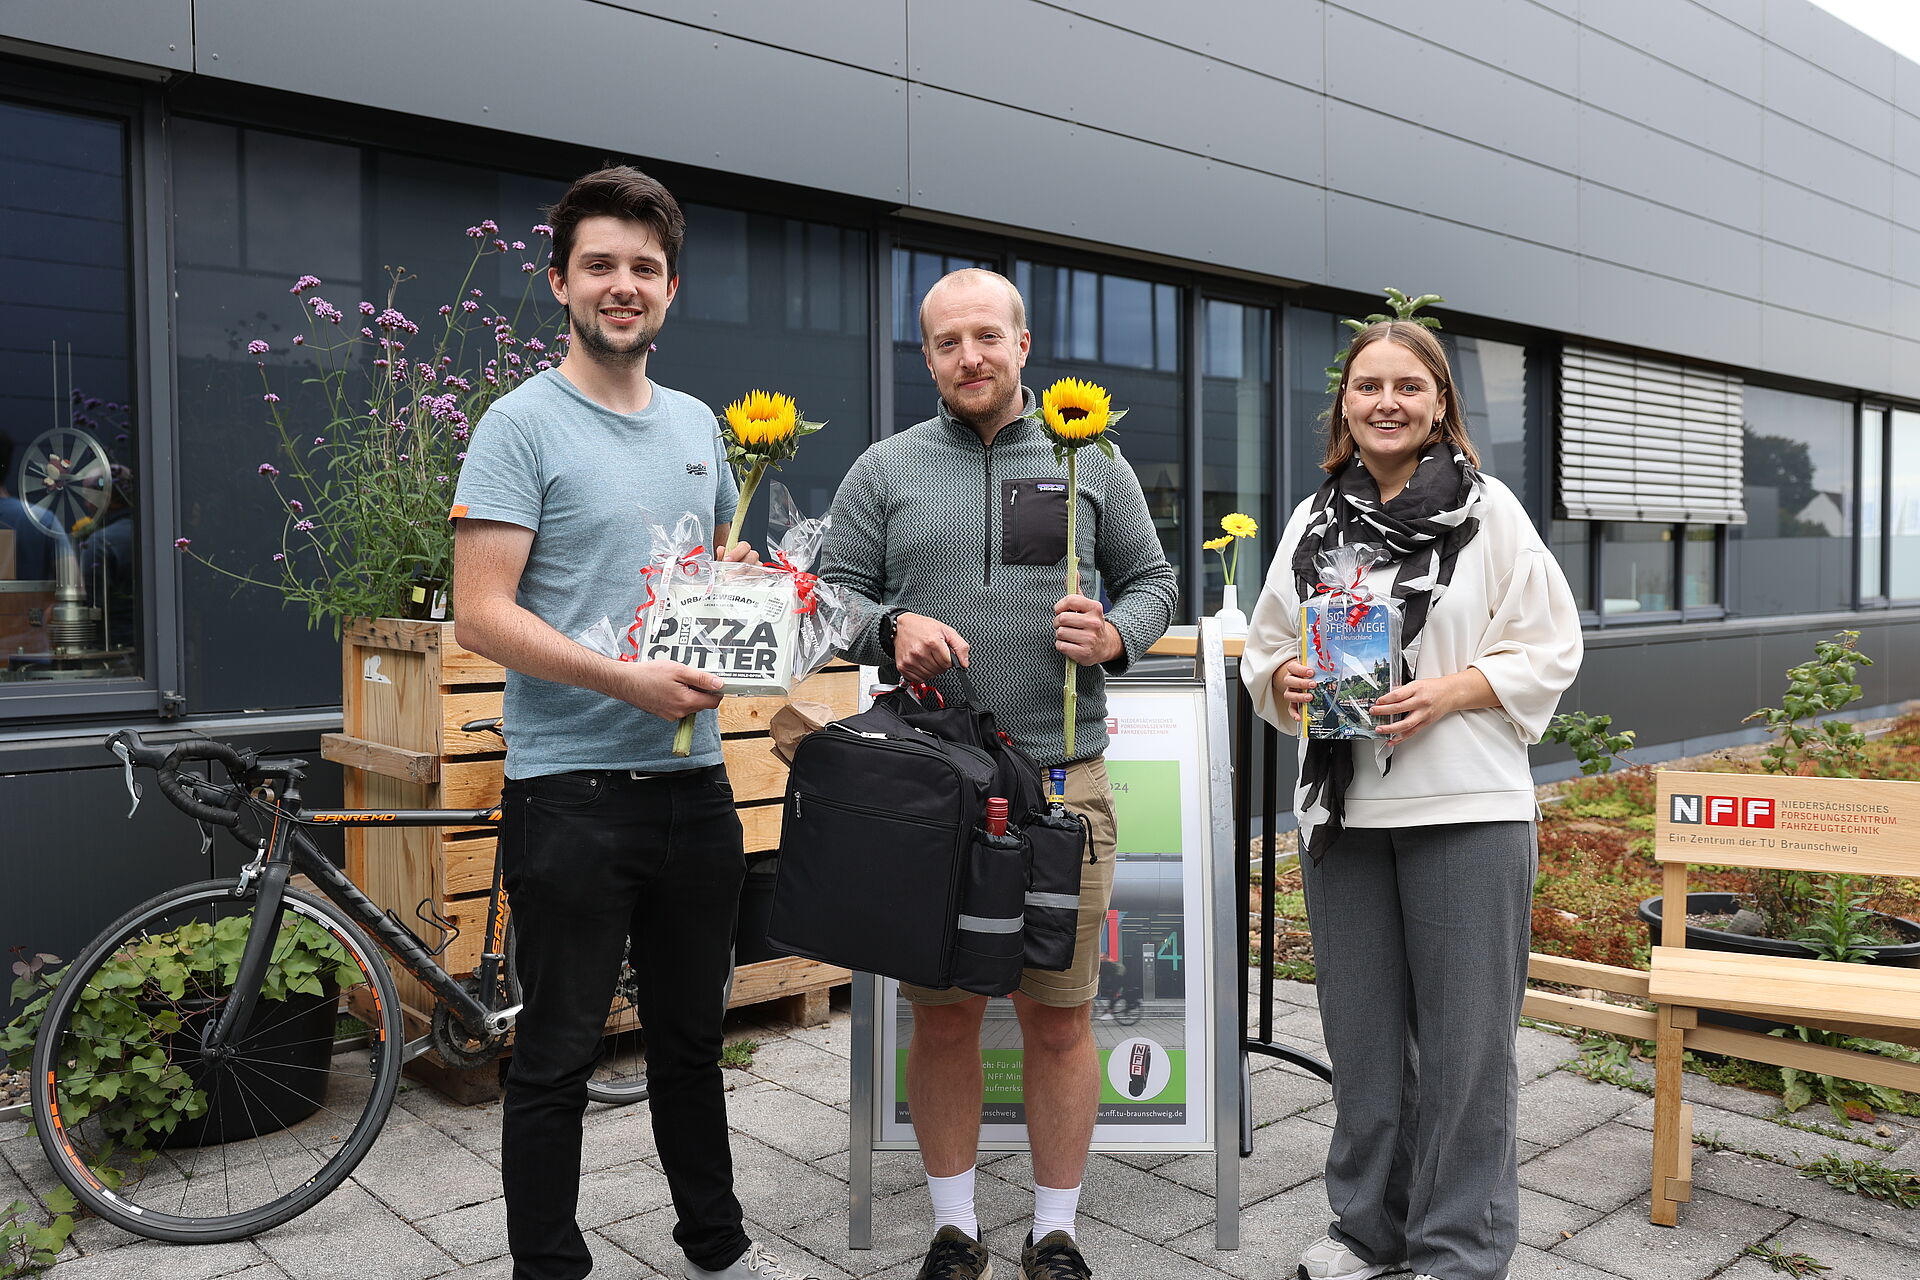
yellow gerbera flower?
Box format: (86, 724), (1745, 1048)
(723, 390), (798, 451)
(1040, 378), (1112, 442)
(1221, 512), (1258, 538)
(1203, 535), (1233, 551)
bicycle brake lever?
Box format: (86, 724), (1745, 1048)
(112, 739), (143, 817)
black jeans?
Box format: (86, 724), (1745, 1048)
(500, 765), (749, 1279)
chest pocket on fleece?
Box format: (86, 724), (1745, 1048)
(1001, 478), (1069, 565)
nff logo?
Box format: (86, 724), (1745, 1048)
(1669, 793), (1775, 828)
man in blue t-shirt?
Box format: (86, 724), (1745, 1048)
(452, 168), (816, 1280)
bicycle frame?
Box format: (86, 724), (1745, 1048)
(204, 771), (508, 1056)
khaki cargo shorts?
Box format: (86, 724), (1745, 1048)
(901, 755), (1118, 1009)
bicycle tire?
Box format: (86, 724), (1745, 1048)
(31, 880), (404, 1242)
(576, 928), (650, 1106)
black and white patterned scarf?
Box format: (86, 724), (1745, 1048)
(1292, 445), (1485, 861)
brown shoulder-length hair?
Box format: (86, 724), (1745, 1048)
(1321, 321), (1480, 473)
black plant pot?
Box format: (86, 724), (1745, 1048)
(1638, 892), (1920, 1034)
(158, 983), (339, 1147)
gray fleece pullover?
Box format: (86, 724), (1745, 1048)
(820, 388), (1178, 766)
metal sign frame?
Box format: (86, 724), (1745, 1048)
(847, 619), (1241, 1249)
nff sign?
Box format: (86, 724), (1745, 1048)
(1669, 793), (1775, 828)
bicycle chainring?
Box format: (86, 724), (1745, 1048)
(429, 979), (509, 1070)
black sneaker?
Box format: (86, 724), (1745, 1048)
(916, 1225), (993, 1280)
(1020, 1231), (1091, 1280)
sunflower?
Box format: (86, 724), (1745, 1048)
(1041, 378), (1112, 441)
(723, 390), (799, 453)
(1221, 512), (1258, 538)
(1203, 535), (1233, 551)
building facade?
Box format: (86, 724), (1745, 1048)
(3, 0), (1918, 968)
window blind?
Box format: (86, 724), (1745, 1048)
(1558, 345), (1746, 524)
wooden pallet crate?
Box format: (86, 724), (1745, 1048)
(320, 617), (857, 1032)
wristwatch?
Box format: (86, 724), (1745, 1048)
(879, 608), (908, 655)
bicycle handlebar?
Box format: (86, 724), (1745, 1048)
(106, 729), (257, 828)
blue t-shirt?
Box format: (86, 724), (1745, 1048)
(451, 368), (738, 778)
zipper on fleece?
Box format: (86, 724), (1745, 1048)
(982, 432), (997, 587)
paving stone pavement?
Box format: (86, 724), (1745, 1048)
(8, 977), (1918, 1280)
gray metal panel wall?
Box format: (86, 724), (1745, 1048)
(0, 0), (191, 72)
(10, 1), (1919, 390)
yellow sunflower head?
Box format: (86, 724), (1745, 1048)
(1040, 378), (1113, 444)
(1221, 513), (1258, 539)
(723, 390), (798, 450)
(1203, 535), (1233, 551)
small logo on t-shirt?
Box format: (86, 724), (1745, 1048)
(686, 462), (709, 476)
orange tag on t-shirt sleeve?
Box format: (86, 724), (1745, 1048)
(449, 504), (469, 519)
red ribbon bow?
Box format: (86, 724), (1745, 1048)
(1311, 563), (1375, 630)
(764, 550), (820, 616)
(618, 545), (711, 662)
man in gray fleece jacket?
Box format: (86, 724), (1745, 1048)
(821, 269), (1176, 1280)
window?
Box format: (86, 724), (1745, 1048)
(1201, 300), (1274, 612)
(1018, 260), (1186, 604)
(890, 248), (994, 430)
(1861, 407), (1885, 601)
(0, 99), (140, 691)
(1727, 386), (1854, 616)
(1452, 335), (1538, 527)
(173, 119), (873, 713)
(1550, 521), (1591, 611)
(1286, 308), (1346, 508)
(1891, 409), (1920, 601)
(1600, 523), (1675, 615)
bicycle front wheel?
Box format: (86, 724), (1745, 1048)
(572, 929), (650, 1106)
(30, 880), (404, 1242)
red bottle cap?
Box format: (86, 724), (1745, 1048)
(986, 796), (1009, 837)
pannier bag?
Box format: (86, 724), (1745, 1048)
(1019, 806), (1092, 972)
(767, 700), (1003, 991)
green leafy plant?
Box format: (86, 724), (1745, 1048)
(1565, 1034), (1652, 1094)
(1797, 875), (1889, 962)
(1745, 630), (1874, 780)
(174, 223), (563, 633)
(1743, 1242), (1831, 1277)
(1771, 1025), (1920, 1123)
(1797, 1154), (1920, 1207)
(1324, 286), (1445, 394)
(1, 917), (360, 1147)
(1544, 711), (1637, 776)
(0, 1191), (75, 1277)
(718, 1038), (759, 1070)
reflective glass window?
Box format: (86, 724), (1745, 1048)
(0, 99), (139, 689)
(1727, 386), (1853, 616)
(890, 248), (994, 430)
(1201, 301), (1273, 614)
(1451, 335), (1535, 524)
(1891, 409), (1920, 600)
(1287, 308), (1346, 509)
(1682, 524), (1718, 608)
(1600, 522), (1674, 615)
(1549, 520), (1590, 612)
(1860, 409), (1884, 599)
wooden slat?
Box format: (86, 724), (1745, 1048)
(1649, 947), (1920, 1030)
(727, 955), (851, 1006)
(437, 736), (788, 810)
(1148, 635), (1244, 658)
(1684, 1023), (1920, 1094)
(741, 801), (784, 854)
(442, 834), (499, 898)
(1522, 990), (1657, 1040)
(719, 667), (860, 734)
(322, 733), (439, 785)
(441, 688), (507, 756)
(1526, 953), (1652, 998)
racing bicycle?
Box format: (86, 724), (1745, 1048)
(22, 726), (650, 1243)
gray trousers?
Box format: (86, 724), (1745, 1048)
(1300, 821), (1537, 1280)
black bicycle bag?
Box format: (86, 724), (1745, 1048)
(767, 701), (1005, 991)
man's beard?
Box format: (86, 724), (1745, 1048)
(569, 302), (656, 368)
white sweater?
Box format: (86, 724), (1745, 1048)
(1240, 476), (1583, 828)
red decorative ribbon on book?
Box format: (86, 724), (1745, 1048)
(1311, 561), (1375, 630)
(763, 550), (820, 616)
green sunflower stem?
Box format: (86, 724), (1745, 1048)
(671, 713), (696, 756)
(1063, 449), (1080, 761)
(722, 460), (769, 559)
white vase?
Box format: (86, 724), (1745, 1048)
(1214, 583), (1249, 636)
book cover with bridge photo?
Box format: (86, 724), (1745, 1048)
(1300, 599), (1399, 740)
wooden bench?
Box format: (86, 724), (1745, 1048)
(1643, 769), (1920, 1227)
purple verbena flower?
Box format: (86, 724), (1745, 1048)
(361, 327), (374, 337)
(292, 334), (306, 346)
(173, 537), (191, 549)
(289, 499), (303, 513)
(398, 453), (409, 462)
(521, 262), (537, 273)
(438, 304), (453, 316)
(258, 462), (280, 476)
(461, 300), (479, 313)
(359, 301), (376, 316)
(457, 451), (468, 461)
(263, 393), (281, 404)
(532, 224), (553, 236)
(290, 275), (323, 293)
(272, 552), (286, 562)
(470, 288), (484, 298)
(314, 436), (325, 445)
(511, 240), (526, 251)
(295, 519), (315, 532)
(436, 474), (448, 483)
(247, 340), (270, 355)
(480, 219), (499, 233)
(310, 297), (343, 323)
(493, 238), (507, 251)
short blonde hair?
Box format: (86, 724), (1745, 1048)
(917, 268), (1027, 347)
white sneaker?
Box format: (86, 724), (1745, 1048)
(1296, 1234), (1407, 1280)
(686, 1241), (822, 1279)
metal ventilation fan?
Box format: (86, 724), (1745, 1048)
(16, 426), (113, 657)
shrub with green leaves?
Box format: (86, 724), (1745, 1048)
(1544, 711), (1636, 776)
(1, 915), (359, 1145)
(1324, 287), (1445, 394)
(0, 1191), (75, 1277)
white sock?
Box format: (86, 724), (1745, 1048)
(928, 1167), (978, 1240)
(1033, 1182), (1081, 1241)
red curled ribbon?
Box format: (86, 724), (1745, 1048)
(1311, 563), (1375, 630)
(618, 545), (710, 662)
(763, 550), (820, 616)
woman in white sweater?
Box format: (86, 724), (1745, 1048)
(1241, 322), (1582, 1280)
